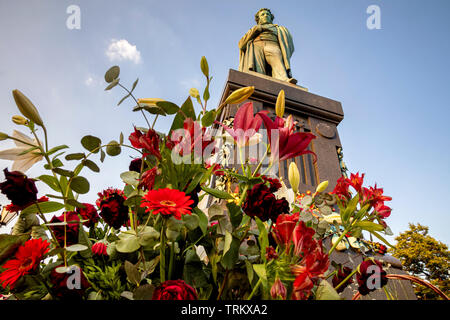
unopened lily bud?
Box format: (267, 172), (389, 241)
(275, 89), (285, 118)
(137, 98), (165, 106)
(189, 88), (200, 98)
(288, 162), (300, 194)
(316, 180), (329, 193)
(12, 115), (28, 125)
(12, 89), (44, 127)
(0, 132), (9, 140)
(224, 86), (254, 105)
(270, 277), (287, 300)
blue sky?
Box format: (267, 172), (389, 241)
(0, 0), (449, 245)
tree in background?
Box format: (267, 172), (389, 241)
(390, 223), (449, 299)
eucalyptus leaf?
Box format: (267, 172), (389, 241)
(70, 176), (90, 194)
(104, 65), (120, 83)
(65, 153), (85, 161)
(83, 159), (100, 173)
(106, 140), (121, 156)
(105, 78), (120, 91)
(81, 135), (101, 153)
(156, 101), (179, 115)
(120, 171), (140, 187)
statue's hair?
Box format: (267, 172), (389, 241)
(255, 8), (274, 24)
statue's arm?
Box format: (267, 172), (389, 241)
(238, 25), (262, 50)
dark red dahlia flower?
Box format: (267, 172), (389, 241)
(332, 265), (354, 293)
(260, 175), (282, 192)
(129, 158), (147, 173)
(96, 188), (129, 229)
(49, 265), (90, 300)
(141, 188), (193, 220)
(49, 211), (80, 247)
(242, 183), (289, 222)
(0, 168), (38, 207)
(0, 238), (50, 289)
(152, 280), (198, 300)
(76, 203), (99, 228)
(356, 259), (388, 296)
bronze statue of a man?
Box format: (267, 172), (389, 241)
(238, 8), (296, 84)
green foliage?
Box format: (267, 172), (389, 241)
(390, 223), (450, 300)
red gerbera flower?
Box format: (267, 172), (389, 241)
(140, 188), (194, 220)
(0, 238), (50, 289)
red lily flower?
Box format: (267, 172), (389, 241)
(272, 213), (300, 248)
(257, 112), (316, 161)
(374, 202), (392, 219)
(170, 118), (213, 157)
(215, 102), (265, 147)
(129, 127), (161, 159)
(362, 184), (392, 207)
(349, 172), (364, 193)
(331, 176), (351, 200)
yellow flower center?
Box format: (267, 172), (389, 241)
(160, 200), (176, 207)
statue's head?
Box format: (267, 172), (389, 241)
(255, 8), (274, 25)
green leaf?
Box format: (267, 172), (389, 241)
(66, 199), (86, 209)
(105, 78), (120, 91)
(156, 101), (179, 115)
(223, 231), (233, 256)
(104, 65), (120, 83)
(245, 260), (254, 285)
(100, 149), (106, 163)
(0, 234), (29, 265)
(106, 140), (121, 156)
(70, 176), (90, 194)
(354, 221), (385, 232)
(134, 104), (167, 116)
(52, 168), (73, 177)
(226, 202), (243, 229)
(117, 93), (131, 106)
(120, 171), (140, 187)
(21, 201), (65, 214)
(221, 233), (240, 270)
(81, 135), (102, 153)
(200, 56), (209, 78)
(65, 153), (85, 161)
(371, 231), (396, 248)
(201, 186), (234, 199)
(201, 110), (216, 127)
(116, 235), (141, 253)
(133, 284), (155, 300)
(203, 83), (210, 103)
(315, 280), (341, 300)
(119, 132), (124, 144)
(169, 97), (196, 132)
(66, 244), (88, 252)
(255, 217), (268, 262)
(193, 208), (208, 235)
(182, 213), (199, 230)
(83, 159), (100, 173)
(124, 261), (141, 286)
(131, 78), (139, 92)
(38, 175), (60, 192)
(47, 145), (69, 156)
(253, 264), (267, 281)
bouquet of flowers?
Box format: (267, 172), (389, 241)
(0, 57), (446, 301)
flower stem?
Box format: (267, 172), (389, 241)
(334, 268), (358, 291)
(247, 278), (262, 300)
(159, 219), (166, 283)
(328, 228), (349, 256)
(168, 241), (175, 280)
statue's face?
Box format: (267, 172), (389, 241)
(257, 10), (272, 24)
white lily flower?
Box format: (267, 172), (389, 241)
(274, 180), (295, 209)
(0, 130), (43, 172)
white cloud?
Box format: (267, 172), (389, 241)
(85, 76), (94, 86)
(106, 39), (142, 64)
